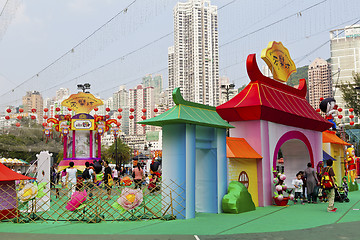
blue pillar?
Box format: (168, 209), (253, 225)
(216, 128), (228, 213)
(162, 124), (186, 219)
(185, 124), (196, 219)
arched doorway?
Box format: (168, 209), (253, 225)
(273, 131), (314, 187)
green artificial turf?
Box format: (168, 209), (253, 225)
(0, 190), (359, 236)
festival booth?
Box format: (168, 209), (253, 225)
(322, 130), (351, 185)
(48, 92), (117, 171)
(0, 163), (34, 220)
(216, 42), (332, 206)
(139, 88), (233, 219)
(226, 137), (262, 207)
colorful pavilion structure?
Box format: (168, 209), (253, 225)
(216, 54), (332, 206)
(140, 88), (233, 219)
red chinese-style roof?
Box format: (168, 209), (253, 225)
(0, 163), (34, 182)
(216, 54), (332, 132)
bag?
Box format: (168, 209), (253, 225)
(82, 168), (90, 180)
(108, 174), (114, 187)
(321, 167), (334, 190)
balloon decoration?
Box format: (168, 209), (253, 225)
(141, 116), (146, 120)
(154, 108), (158, 113)
(6, 109), (11, 113)
(19, 108), (24, 113)
(349, 108), (354, 112)
(117, 115), (122, 119)
(17, 116), (22, 120)
(56, 107), (61, 112)
(94, 107), (98, 111)
(31, 108), (36, 113)
(31, 115), (36, 120)
(5, 116), (10, 120)
(106, 107), (110, 112)
(44, 108), (49, 112)
(338, 115), (343, 119)
(338, 108), (342, 112)
(350, 121), (355, 126)
(15, 123), (20, 127)
(118, 108), (122, 112)
(130, 108), (135, 112)
(129, 115), (134, 120)
(142, 108), (146, 113)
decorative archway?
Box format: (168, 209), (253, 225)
(272, 131), (314, 170)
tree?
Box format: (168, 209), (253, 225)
(339, 73), (360, 116)
(105, 138), (131, 166)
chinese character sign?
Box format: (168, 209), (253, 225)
(61, 92), (103, 114)
(261, 41), (296, 82)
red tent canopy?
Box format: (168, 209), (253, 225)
(216, 54), (332, 132)
(0, 163), (34, 181)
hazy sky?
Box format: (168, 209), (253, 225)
(0, 0), (359, 109)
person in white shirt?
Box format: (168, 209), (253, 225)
(112, 167), (119, 187)
(65, 162), (78, 197)
(292, 172), (305, 205)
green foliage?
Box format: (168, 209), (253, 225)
(339, 73), (360, 116)
(287, 65), (309, 87)
(104, 138), (131, 166)
(222, 181), (255, 214)
(0, 117), (62, 162)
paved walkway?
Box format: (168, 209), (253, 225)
(1, 190), (359, 240)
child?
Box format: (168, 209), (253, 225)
(292, 172), (305, 205)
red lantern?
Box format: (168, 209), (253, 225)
(338, 108), (343, 112)
(349, 108), (354, 112)
(116, 122), (121, 127)
(44, 108), (49, 112)
(154, 108), (158, 113)
(118, 108), (123, 112)
(6, 109), (11, 113)
(94, 107), (98, 111)
(42, 123), (47, 127)
(142, 124), (146, 127)
(142, 108), (146, 113)
(141, 116), (146, 120)
(19, 108), (24, 113)
(31, 108), (36, 113)
(316, 109), (321, 112)
(31, 115), (36, 120)
(5, 116), (10, 120)
(350, 121), (355, 126)
(338, 115), (343, 119)
(130, 108), (135, 112)
(55, 114), (59, 118)
(129, 115), (134, 119)
(43, 115), (48, 119)
(106, 107), (110, 112)
(16, 123), (20, 127)
(94, 114), (98, 119)
(349, 115), (354, 119)
(68, 108), (72, 112)
(55, 107), (60, 112)
(319, 97), (324, 101)
(105, 114), (109, 119)
(17, 116), (22, 120)
(117, 115), (122, 119)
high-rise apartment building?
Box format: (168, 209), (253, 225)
(113, 85), (129, 110)
(129, 85), (155, 135)
(56, 88), (70, 101)
(169, 0), (219, 106)
(142, 74), (163, 104)
(22, 91), (43, 121)
(308, 58), (332, 110)
(330, 25), (360, 106)
(330, 24), (360, 124)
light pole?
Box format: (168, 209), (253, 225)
(77, 83), (91, 93)
(221, 83), (235, 102)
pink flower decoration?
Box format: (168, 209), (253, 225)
(273, 178), (279, 184)
(282, 185), (287, 190)
(277, 194), (284, 201)
(66, 189), (87, 211)
(275, 185), (283, 192)
(289, 194), (295, 200)
(117, 188), (143, 211)
(280, 174), (286, 181)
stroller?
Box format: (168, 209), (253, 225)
(334, 183), (350, 202)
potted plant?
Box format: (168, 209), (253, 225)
(272, 169), (294, 206)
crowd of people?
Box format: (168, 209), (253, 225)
(50, 158), (162, 200)
(290, 159), (350, 212)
